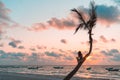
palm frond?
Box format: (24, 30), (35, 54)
(74, 23), (84, 34)
(71, 8), (86, 26)
(87, 1), (97, 30)
(72, 1), (97, 34)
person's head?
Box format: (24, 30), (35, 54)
(78, 51), (81, 54)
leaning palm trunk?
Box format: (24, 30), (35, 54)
(63, 29), (93, 80)
(63, 1), (96, 80)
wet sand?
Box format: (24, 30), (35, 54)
(0, 72), (110, 80)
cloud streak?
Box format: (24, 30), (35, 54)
(0, 43), (3, 47)
(0, 1), (11, 35)
(0, 1), (11, 22)
(47, 17), (76, 30)
(101, 49), (120, 61)
(8, 40), (22, 48)
(76, 4), (120, 26)
(0, 50), (26, 60)
(96, 5), (120, 24)
(60, 39), (67, 44)
(18, 46), (25, 49)
(28, 16), (76, 31)
(0, 50), (43, 65)
(30, 48), (36, 51)
(100, 35), (108, 43)
(28, 23), (48, 31)
(99, 35), (116, 43)
(28, 3), (120, 32)
(0, 49), (76, 65)
(37, 45), (47, 50)
(0, 1), (16, 40)
(45, 51), (62, 58)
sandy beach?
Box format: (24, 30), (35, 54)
(0, 72), (111, 80)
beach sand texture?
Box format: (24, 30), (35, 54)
(0, 72), (110, 80)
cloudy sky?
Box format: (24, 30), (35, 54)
(0, 0), (120, 65)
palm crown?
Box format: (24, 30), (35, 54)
(72, 1), (97, 34)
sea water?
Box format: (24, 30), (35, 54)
(0, 65), (120, 80)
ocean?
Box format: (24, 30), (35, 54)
(0, 65), (120, 80)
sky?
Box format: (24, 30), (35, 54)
(0, 0), (120, 65)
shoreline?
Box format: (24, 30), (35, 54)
(0, 72), (111, 80)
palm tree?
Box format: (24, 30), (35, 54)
(63, 1), (97, 80)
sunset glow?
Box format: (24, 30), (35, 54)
(0, 0), (120, 65)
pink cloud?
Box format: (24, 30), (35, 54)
(18, 46), (25, 49)
(8, 38), (22, 48)
(0, 43), (3, 47)
(99, 35), (116, 43)
(30, 48), (36, 51)
(28, 4), (120, 32)
(28, 15), (76, 31)
(47, 17), (75, 30)
(28, 23), (48, 31)
(111, 38), (116, 42)
(37, 45), (47, 49)
(101, 49), (120, 63)
(100, 35), (108, 43)
(0, 1), (16, 40)
(60, 39), (67, 44)
(0, 1), (11, 22)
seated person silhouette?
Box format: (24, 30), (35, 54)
(76, 51), (83, 63)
